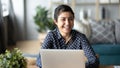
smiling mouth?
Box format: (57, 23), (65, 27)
(64, 26), (70, 29)
(63, 26), (72, 31)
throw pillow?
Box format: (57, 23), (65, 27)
(73, 20), (91, 39)
(114, 20), (120, 43)
(89, 20), (115, 44)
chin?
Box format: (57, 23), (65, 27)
(64, 30), (71, 33)
(63, 28), (72, 33)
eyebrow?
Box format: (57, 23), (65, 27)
(59, 17), (73, 18)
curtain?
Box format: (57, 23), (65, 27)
(7, 0), (17, 45)
(0, 0), (6, 53)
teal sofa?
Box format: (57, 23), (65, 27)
(88, 20), (120, 65)
(92, 44), (120, 65)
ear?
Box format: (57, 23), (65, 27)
(54, 20), (57, 25)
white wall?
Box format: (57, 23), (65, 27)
(25, 0), (51, 40)
(12, 0), (52, 40)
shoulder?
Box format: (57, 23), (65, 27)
(72, 29), (86, 37)
(45, 29), (58, 38)
(72, 29), (87, 40)
(72, 30), (89, 44)
(47, 29), (57, 35)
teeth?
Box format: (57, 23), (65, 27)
(64, 27), (69, 29)
(64, 26), (69, 28)
(65, 27), (69, 28)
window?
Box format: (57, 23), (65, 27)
(1, 0), (9, 16)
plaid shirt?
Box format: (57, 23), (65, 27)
(36, 28), (99, 68)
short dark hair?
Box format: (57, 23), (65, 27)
(54, 4), (74, 21)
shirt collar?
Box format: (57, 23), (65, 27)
(55, 28), (74, 40)
(55, 28), (62, 39)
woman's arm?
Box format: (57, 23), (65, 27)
(36, 32), (53, 68)
(81, 34), (99, 68)
(41, 32), (53, 49)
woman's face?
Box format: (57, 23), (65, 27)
(54, 12), (74, 35)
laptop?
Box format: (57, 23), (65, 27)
(40, 49), (87, 68)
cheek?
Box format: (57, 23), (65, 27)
(58, 23), (64, 28)
(72, 22), (74, 26)
(69, 21), (74, 26)
(55, 20), (64, 27)
(71, 23), (74, 27)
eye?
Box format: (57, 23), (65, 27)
(69, 17), (73, 21)
(61, 18), (66, 21)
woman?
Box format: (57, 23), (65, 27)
(36, 4), (99, 68)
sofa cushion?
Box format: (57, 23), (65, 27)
(73, 20), (91, 39)
(114, 20), (120, 43)
(89, 20), (115, 44)
(99, 55), (120, 65)
(92, 44), (120, 55)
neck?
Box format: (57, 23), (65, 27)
(57, 28), (71, 42)
(61, 32), (71, 43)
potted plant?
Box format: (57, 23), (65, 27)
(34, 5), (55, 32)
(0, 48), (27, 68)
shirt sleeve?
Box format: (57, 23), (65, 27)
(41, 32), (53, 49)
(80, 34), (99, 68)
(36, 32), (53, 68)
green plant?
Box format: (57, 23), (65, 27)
(0, 48), (27, 68)
(34, 5), (55, 32)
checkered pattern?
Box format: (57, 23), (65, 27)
(89, 20), (115, 44)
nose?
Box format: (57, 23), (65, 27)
(65, 19), (70, 25)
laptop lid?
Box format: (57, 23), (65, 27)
(40, 49), (87, 68)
